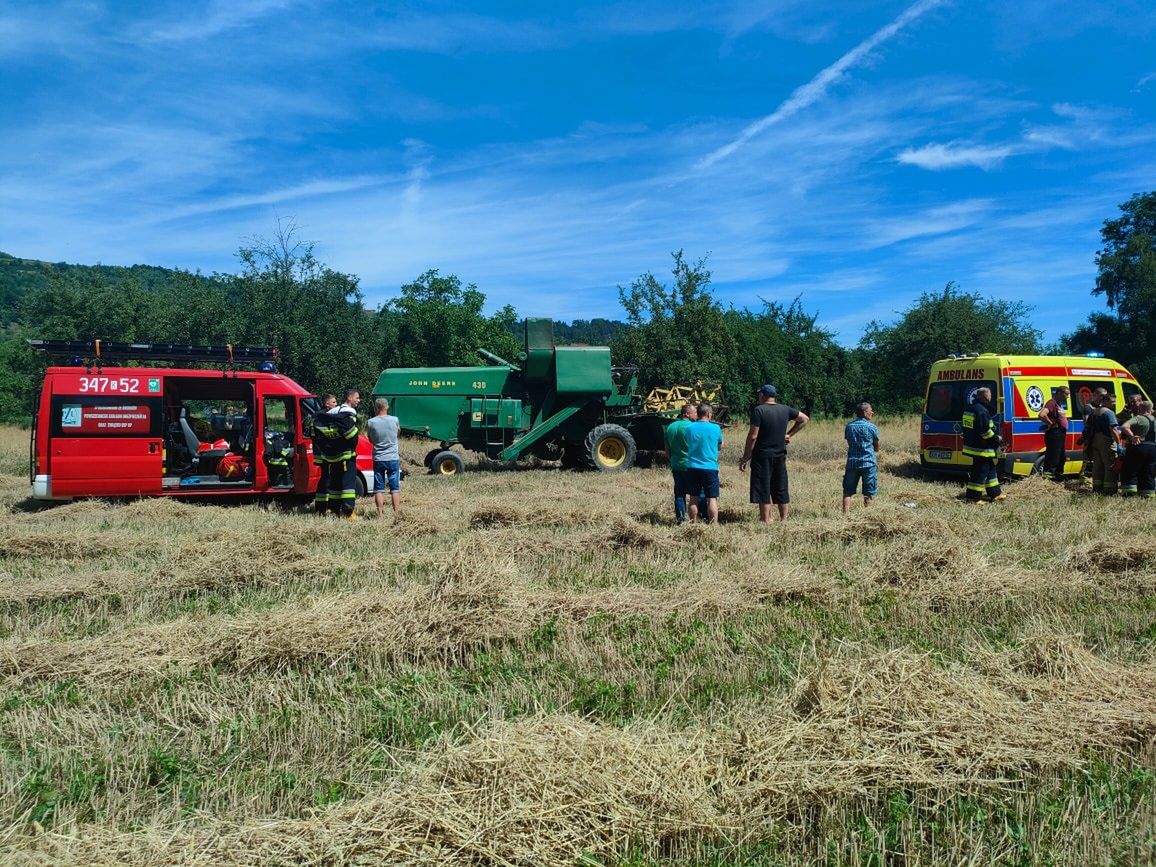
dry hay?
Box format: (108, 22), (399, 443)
(0, 528), (120, 561)
(0, 568), (150, 604)
(0, 558), (830, 684)
(603, 516), (657, 549)
(18, 639), (1156, 866)
(469, 501), (606, 531)
(1069, 538), (1155, 575)
(0, 538), (349, 605)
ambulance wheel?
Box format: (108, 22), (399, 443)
(431, 450), (465, 476)
(1031, 455), (1046, 476)
(354, 473), (367, 498)
(423, 448), (442, 469)
(586, 424), (637, 472)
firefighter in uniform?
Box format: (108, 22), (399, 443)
(264, 431), (293, 487)
(962, 386), (1005, 503)
(312, 389), (361, 518)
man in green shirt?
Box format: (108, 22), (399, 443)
(664, 403), (697, 524)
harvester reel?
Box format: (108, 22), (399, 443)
(431, 450), (465, 476)
(585, 423), (637, 472)
(642, 380), (726, 417)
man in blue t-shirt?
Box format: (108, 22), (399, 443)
(842, 402), (880, 513)
(684, 403), (723, 524)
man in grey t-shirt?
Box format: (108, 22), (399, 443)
(365, 398), (401, 516)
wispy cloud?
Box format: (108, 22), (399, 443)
(146, 0), (299, 42)
(866, 200), (994, 246)
(1134, 72), (1155, 92)
(896, 142), (1017, 170)
(695, 0), (947, 170)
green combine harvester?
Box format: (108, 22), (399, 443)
(372, 318), (670, 475)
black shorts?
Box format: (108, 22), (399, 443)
(750, 454), (789, 504)
(685, 468), (720, 499)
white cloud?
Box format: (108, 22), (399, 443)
(896, 142), (1016, 170)
(695, 0), (948, 170)
(146, 0), (299, 42)
(866, 200), (994, 247)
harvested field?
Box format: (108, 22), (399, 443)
(1, 419), (1155, 865)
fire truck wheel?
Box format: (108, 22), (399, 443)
(423, 448), (442, 468)
(354, 473), (367, 498)
(586, 424), (637, 472)
(431, 450), (465, 476)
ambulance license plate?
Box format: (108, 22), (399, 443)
(928, 449), (953, 460)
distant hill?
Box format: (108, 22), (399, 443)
(0, 251), (212, 326)
(502, 316), (629, 347)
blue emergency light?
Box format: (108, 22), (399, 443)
(1085, 351), (1105, 358)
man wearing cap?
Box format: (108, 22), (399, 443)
(738, 385), (809, 522)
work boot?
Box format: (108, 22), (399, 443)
(991, 493), (1006, 502)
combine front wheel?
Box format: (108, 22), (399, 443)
(585, 424), (637, 472)
(431, 450), (465, 476)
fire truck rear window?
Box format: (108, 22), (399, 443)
(924, 380), (997, 421)
(51, 397), (163, 437)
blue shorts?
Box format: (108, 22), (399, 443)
(672, 469), (692, 499)
(843, 463), (877, 498)
(373, 460), (401, 493)
(686, 467), (720, 499)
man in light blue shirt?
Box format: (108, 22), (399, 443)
(684, 403), (723, 524)
(843, 402), (880, 513)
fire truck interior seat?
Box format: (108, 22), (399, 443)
(170, 408), (228, 475)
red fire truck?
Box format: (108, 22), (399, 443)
(28, 340), (373, 503)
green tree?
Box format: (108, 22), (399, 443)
(724, 299), (858, 417)
(377, 271), (519, 369)
(226, 224), (380, 397)
(857, 283), (1041, 413)
(612, 251), (738, 405)
(1065, 191), (1156, 387)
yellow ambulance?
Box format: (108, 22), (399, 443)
(920, 354), (1148, 477)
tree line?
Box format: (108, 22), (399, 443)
(2, 192), (1153, 424)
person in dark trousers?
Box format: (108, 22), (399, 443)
(1120, 400), (1156, 499)
(1038, 385), (1070, 481)
(738, 385), (809, 523)
(962, 386), (1004, 503)
(313, 388), (361, 518)
(663, 403), (697, 524)
(1089, 392), (1121, 496)
(684, 403), (723, 524)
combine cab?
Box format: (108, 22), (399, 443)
(374, 318), (674, 474)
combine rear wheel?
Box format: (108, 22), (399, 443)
(585, 424), (637, 472)
(431, 450), (465, 476)
(423, 448), (442, 469)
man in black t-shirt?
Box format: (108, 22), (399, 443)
(738, 384), (809, 522)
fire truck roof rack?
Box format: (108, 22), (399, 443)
(28, 339), (278, 368)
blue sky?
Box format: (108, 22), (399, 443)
(2, 1), (1154, 344)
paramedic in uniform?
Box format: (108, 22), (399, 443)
(962, 386), (1004, 503)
